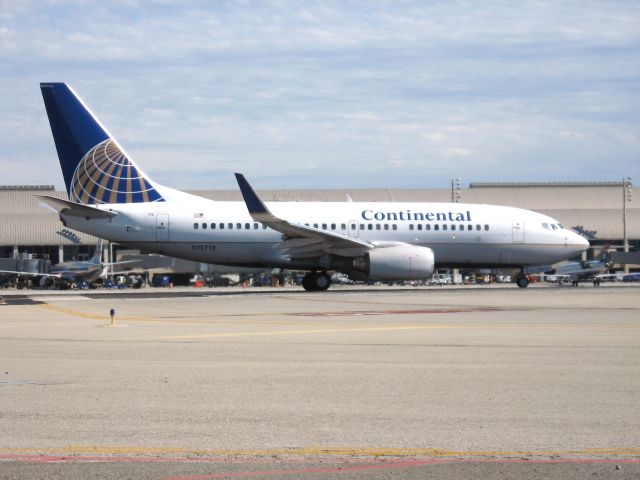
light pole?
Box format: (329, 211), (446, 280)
(451, 178), (461, 284)
(451, 178), (461, 203)
(623, 177), (632, 274)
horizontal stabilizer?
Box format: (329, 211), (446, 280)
(36, 195), (117, 219)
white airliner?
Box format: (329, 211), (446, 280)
(37, 83), (589, 291)
(0, 239), (136, 287)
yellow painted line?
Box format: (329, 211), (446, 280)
(36, 304), (448, 328)
(157, 324), (455, 340)
(36, 304), (640, 333)
(38, 303), (106, 320)
(1, 445), (639, 458)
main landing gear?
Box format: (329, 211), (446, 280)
(515, 271), (530, 288)
(301, 271), (332, 292)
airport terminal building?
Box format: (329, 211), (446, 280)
(1, 182), (638, 270)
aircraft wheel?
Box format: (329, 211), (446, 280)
(314, 272), (332, 291)
(302, 273), (316, 291)
(302, 272), (332, 292)
(516, 275), (529, 288)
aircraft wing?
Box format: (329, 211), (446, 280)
(0, 270), (61, 278)
(235, 173), (373, 258)
(102, 260), (139, 267)
(37, 195), (117, 219)
(595, 273), (618, 279)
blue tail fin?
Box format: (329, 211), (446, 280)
(40, 83), (164, 204)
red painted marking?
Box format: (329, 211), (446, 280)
(2, 453), (639, 480)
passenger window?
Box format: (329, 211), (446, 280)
(360, 224), (365, 230)
(368, 224), (373, 230)
(322, 223), (327, 230)
(484, 224), (489, 231)
(384, 224), (389, 230)
(202, 223), (207, 229)
(476, 225), (481, 231)
(409, 224), (414, 231)
(434, 225), (439, 231)
(418, 224), (423, 231)
(350, 224), (356, 230)
(219, 223), (224, 230)
(211, 223), (216, 229)
(467, 225), (472, 231)
(443, 225), (448, 231)
(263, 225), (267, 229)
(228, 223), (233, 229)
(460, 225), (465, 231)
(236, 223), (241, 229)
(451, 225), (456, 231)
(392, 224), (397, 231)
(193, 223), (198, 229)
(254, 223), (259, 229)
(376, 224), (381, 230)
(331, 223), (336, 230)
(426, 224), (431, 231)
(245, 223), (250, 229)
(341, 223), (346, 230)
(314, 223), (319, 228)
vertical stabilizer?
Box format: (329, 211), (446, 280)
(40, 83), (165, 204)
(88, 239), (104, 265)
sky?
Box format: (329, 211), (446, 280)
(1, 0), (639, 191)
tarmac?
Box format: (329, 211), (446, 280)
(0, 283), (639, 479)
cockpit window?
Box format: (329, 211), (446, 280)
(542, 223), (550, 229)
(551, 224), (558, 230)
(557, 224), (564, 229)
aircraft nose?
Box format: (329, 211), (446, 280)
(568, 232), (590, 252)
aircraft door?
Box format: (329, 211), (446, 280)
(156, 213), (170, 241)
(512, 220), (524, 243)
(348, 220), (359, 238)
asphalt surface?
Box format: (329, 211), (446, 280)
(0, 284), (639, 479)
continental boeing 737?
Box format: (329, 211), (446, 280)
(37, 83), (589, 291)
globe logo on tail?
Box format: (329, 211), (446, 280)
(70, 139), (164, 204)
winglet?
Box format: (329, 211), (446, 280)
(235, 173), (271, 218)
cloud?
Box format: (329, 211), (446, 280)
(1, 0), (639, 190)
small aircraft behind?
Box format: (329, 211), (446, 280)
(0, 239), (136, 288)
(544, 252), (615, 287)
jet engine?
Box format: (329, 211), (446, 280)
(351, 245), (435, 280)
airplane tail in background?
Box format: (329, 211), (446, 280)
(88, 239), (104, 265)
(40, 83), (165, 205)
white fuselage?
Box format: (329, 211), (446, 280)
(59, 191), (589, 271)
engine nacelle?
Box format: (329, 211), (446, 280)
(352, 245), (435, 280)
